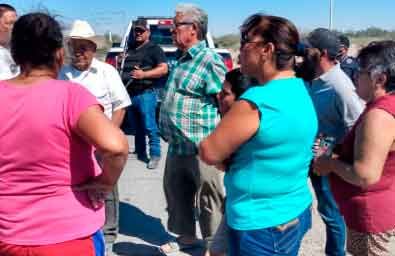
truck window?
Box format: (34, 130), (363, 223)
(149, 25), (173, 45)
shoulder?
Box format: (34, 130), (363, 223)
(45, 79), (89, 96)
(147, 42), (162, 50)
(326, 65), (355, 91)
(198, 48), (226, 71)
(201, 47), (222, 61)
(59, 64), (73, 77)
(239, 85), (266, 105)
(61, 79), (89, 92)
(146, 42), (165, 55)
(343, 56), (358, 66)
(371, 95), (395, 114)
(92, 59), (117, 73)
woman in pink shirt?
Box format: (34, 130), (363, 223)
(0, 13), (128, 256)
(314, 40), (395, 255)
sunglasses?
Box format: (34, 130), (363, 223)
(68, 40), (96, 53)
(172, 22), (194, 29)
(240, 33), (265, 48)
(134, 27), (147, 34)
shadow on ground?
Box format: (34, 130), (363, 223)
(114, 242), (204, 256)
(114, 242), (161, 256)
(118, 201), (174, 245)
(115, 201), (205, 256)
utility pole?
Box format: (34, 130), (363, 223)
(108, 31), (113, 43)
(329, 0), (334, 30)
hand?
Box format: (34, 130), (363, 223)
(215, 157), (233, 172)
(74, 178), (113, 209)
(312, 137), (322, 158)
(131, 66), (145, 79)
(313, 155), (334, 176)
(215, 162), (226, 172)
(204, 250), (226, 256)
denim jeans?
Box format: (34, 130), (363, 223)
(92, 230), (106, 256)
(310, 174), (346, 256)
(128, 89), (161, 158)
(227, 206), (312, 256)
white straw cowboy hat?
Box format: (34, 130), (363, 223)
(68, 20), (96, 44)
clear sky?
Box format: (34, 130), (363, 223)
(6, 0), (395, 37)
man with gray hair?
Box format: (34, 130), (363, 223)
(159, 3), (227, 254)
(0, 3), (18, 80)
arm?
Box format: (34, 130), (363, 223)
(76, 105), (129, 187)
(106, 64), (131, 127)
(111, 108), (126, 127)
(315, 108), (395, 187)
(131, 62), (168, 79)
(199, 100), (260, 165)
(131, 46), (168, 79)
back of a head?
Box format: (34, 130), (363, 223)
(175, 3), (208, 40)
(358, 40), (395, 92)
(338, 34), (350, 49)
(0, 4), (16, 18)
(11, 12), (63, 70)
(306, 28), (340, 60)
(295, 28), (341, 81)
(241, 13), (300, 71)
(225, 68), (258, 98)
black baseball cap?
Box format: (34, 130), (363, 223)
(133, 19), (149, 31)
(306, 28), (341, 58)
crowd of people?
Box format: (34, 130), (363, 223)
(1, 2), (395, 256)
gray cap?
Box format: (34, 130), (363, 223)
(306, 28), (341, 58)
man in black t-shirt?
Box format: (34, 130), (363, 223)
(121, 19), (168, 169)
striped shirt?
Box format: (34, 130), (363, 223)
(159, 41), (226, 155)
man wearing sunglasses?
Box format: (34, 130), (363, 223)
(121, 19), (168, 170)
(59, 20), (131, 256)
(159, 3), (226, 254)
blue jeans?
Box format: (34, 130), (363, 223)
(227, 206), (312, 256)
(92, 230), (105, 256)
(310, 174), (346, 256)
(128, 89), (161, 158)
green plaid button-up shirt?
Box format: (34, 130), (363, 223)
(159, 41), (227, 155)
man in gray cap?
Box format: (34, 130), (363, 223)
(306, 28), (364, 256)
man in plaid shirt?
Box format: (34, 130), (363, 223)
(159, 3), (227, 254)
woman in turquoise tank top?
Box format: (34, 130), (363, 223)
(200, 14), (318, 256)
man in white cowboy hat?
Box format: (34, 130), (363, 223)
(58, 20), (131, 256)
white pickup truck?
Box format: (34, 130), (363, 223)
(105, 16), (233, 72)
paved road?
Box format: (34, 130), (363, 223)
(113, 137), (395, 256)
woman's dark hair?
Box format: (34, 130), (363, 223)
(357, 40), (395, 92)
(240, 14), (300, 70)
(225, 68), (258, 98)
(295, 47), (321, 82)
(11, 12), (63, 71)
